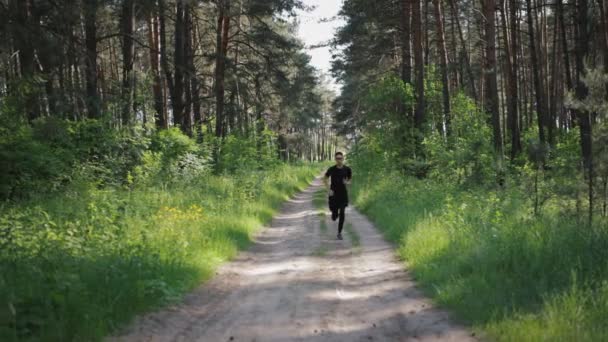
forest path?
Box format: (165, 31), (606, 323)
(109, 177), (476, 342)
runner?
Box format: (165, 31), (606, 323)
(323, 152), (352, 240)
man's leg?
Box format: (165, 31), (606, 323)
(331, 208), (338, 221)
(337, 206), (346, 238)
(329, 196), (338, 221)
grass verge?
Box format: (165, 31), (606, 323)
(0, 163), (320, 341)
(351, 167), (608, 341)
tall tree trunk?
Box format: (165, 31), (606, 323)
(556, 0), (573, 91)
(190, 15), (203, 139)
(159, 0), (175, 127)
(448, 0), (477, 101)
(574, 0), (593, 225)
(84, 0), (100, 119)
(432, 0), (451, 137)
(10, 0), (40, 121)
(482, 0), (503, 156)
(503, 0), (521, 158)
(401, 0), (412, 84)
(147, 11), (167, 129)
(121, 0), (135, 126)
(215, 0), (231, 138)
(172, 0), (187, 131)
(412, 0), (426, 157)
(525, 0), (546, 143)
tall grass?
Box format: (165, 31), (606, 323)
(0, 163), (319, 341)
(351, 161), (608, 341)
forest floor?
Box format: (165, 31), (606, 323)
(109, 177), (476, 342)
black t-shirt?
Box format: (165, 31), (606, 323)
(325, 165), (352, 195)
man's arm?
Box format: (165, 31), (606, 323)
(343, 167), (352, 185)
(323, 169), (334, 196)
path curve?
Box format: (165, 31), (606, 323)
(109, 177), (476, 342)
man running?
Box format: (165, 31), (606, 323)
(323, 152), (352, 240)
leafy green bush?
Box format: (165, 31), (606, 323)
(0, 118), (154, 198)
(216, 128), (281, 173)
(424, 92), (495, 185)
(350, 154), (608, 341)
(0, 126), (73, 199)
(0, 163), (319, 341)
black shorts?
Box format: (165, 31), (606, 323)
(328, 194), (348, 212)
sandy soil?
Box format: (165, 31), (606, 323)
(109, 177), (477, 342)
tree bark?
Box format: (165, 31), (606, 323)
(525, 0), (546, 143)
(432, 0), (451, 137)
(502, 0), (521, 158)
(159, 0), (176, 127)
(574, 0), (593, 225)
(401, 0), (412, 84)
(190, 13), (203, 139)
(215, 0), (231, 138)
(84, 0), (100, 119)
(147, 10), (167, 129)
(448, 0), (477, 101)
(556, 0), (573, 91)
(482, 0), (503, 156)
(121, 0), (135, 126)
(412, 0), (425, 151)
(172, 0), (187, 131)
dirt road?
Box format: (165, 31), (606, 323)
(110, 178), (476, 342)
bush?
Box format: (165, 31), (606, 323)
(0, 126), (73, 199)
(0, 163), (319, 341)
(350, 153), (608, 341)
(424, 92), (495, 185)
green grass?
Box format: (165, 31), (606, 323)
(351, 164), (608, 341)
(0, 163), (320, 341)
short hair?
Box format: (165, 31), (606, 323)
(335, 152), (344, 157)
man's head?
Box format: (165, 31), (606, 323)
(335, 152), (345, 166)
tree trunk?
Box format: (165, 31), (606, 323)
(215, 0), (231, 138)
(556, 0), (573, 91)
(401, 0), (412, 84)
(10, 0), (40, 121)
(121, 0), (135, 126)
(525, 0), (546, 143)
(147, 10), (167, 129)
(432, 0), (451, 137)
(172, 0), (187, 131)
(503, 0), (521, 158)
(159, 0), (176, 127)
(574, 0), (593, 225)
(190, 14), (203, 139)
(412, 0), (425, 157)
(448, 0), (477, 101)
(482, 0), (502, 157)
(84, 0), (100, 119)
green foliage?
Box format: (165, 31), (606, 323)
(216, 128), (280, 173)
(0, 163), (319, 341)
(0, 110), (322, 341)
(360, 75), (415, 161)
(424, 92), (495, 184)
(355, 74), (496, 183)
(0, 118), (156, 199)
(350, 153), (608, 341)
(0, 125), (72, 199)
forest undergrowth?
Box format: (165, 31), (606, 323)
(0, 123), (320, 341)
